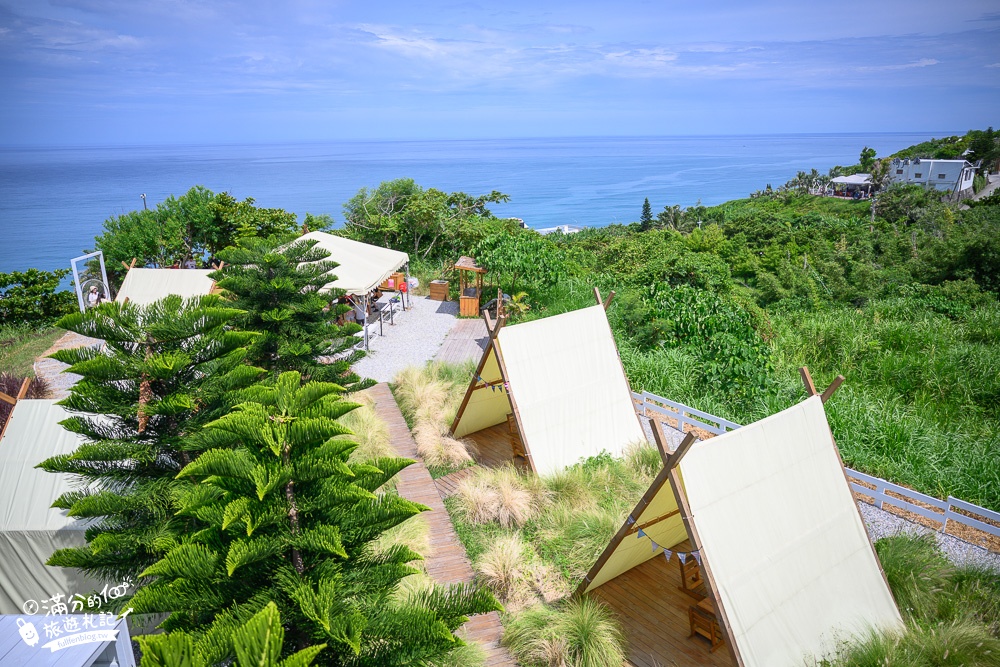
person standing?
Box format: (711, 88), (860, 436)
(354, 299), (366, 328)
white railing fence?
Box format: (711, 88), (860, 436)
(632, 391), (1000, 541)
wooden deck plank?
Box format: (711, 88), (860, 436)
(589, 542), (735, 667)
(433, 318), (489, 365)
(464, 423), (529, 472)
(369, 383), (516, 667)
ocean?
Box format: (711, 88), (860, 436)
(0, 133), (940, 275)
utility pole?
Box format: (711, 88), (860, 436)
(141, 193), (147, 211)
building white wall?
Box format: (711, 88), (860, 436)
(889, 158), (975, 194)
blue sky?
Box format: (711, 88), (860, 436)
(1, 0), (997, 145)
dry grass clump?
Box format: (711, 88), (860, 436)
(475, 534), (533, 605)
(413, 420), (475, 468)
(474, 534), (571, 614)
(455, 465), (551, 528)
(394, 363), (475, 468)
(342, 389), (394, 463)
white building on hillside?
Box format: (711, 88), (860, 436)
(889, 157), (977, 198)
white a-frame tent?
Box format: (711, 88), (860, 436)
(450, 296), (646, 476)
(577, 388), (902, 666)
(0, 400), (101, 614)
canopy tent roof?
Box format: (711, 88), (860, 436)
(450, 304), (646, 475)
(579, 396), (902, 666)
(830, 174), (871, 185)
(298, 231), (409, 295)
(0, 401), (102, 614)
(115, 268), (215, 306)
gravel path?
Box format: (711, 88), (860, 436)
(33, 331), (103, 399)
(351, 296), (460, 383)
(640, 415), (1000, 572)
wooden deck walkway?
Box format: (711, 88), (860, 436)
(433, 318), (488, 365)
(434, 466), (478, 498)
(368, 383), (516, 666)
(589, 540), (735, 667)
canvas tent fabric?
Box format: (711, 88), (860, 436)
(581, 396), (902, 666)
(115, 268), (215, 306)
(298, 231), (409, 295)
(451, 305), (646, 476)
(0, 401), (102, 615)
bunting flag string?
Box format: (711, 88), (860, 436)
(629, 517), (700, 565)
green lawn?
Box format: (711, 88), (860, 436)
(0, 325), (64, 377)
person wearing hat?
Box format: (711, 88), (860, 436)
(87, 286), (100, 308)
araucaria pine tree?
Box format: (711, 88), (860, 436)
(640, 197), (654, 231)
(211, 236), (369, 391)
(40, 296), (262, 587)
(131, 372), (501, 666)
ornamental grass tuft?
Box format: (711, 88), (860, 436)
(503, 597), (625, 667)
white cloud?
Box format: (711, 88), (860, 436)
(858, 58), (939, 71)
(987, 62), (1000, 68)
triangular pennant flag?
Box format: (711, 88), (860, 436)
(637, 527), (646, 539)
(693, 551), (702, 567)
(677, 552), (687, 565)
(650, 540), (659, 553)
(663, 549), (672, 563)
(626, 515), (635, 526)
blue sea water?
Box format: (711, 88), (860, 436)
(0, 133), (941, 275)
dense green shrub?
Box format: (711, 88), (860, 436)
(0, 268), (76, 325)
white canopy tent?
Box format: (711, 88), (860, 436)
(578, 395), (902, 665)
(298, 232), (410, 350)
(830, 174), (871, 186)
(0, 400), (102, 615)
(450, 302), (646, 475)
(115, 268), (216, 306)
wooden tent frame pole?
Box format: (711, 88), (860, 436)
(490, 326), (535, 471)
(0, 378), (29, 442)
(574, 460), (678, 597)
(449, 310), (507, 435)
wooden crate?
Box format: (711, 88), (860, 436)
(459, 295), (480, 317)
(381, 272), (406, 291)
(429, 280), (449, 301)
